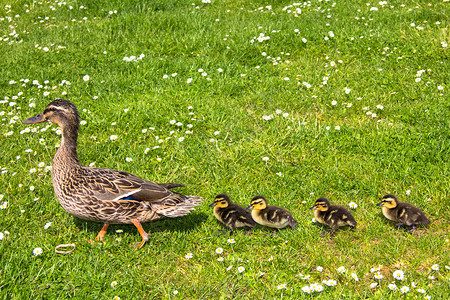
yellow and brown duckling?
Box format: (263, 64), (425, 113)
(247, 195), (297, 231)
(310, 197), (357, 235)
(209, 194), (256, 234)
(23, 99), (203, 248)
(376, 194), (430, 233)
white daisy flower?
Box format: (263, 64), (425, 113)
(349, 202), (358, 209)
(33, 247), (43, 256)
(388, 283), (397, 291)
(393, 270), (404, 280)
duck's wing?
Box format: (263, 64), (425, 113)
(77, 167), (173, 202)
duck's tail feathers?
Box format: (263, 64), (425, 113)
(152, 195), (203, 218)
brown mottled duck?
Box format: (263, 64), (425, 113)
(23, 99), (203, 248)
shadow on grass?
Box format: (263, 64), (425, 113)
(73, 211), (209, 236)
(310, 222), (358, 236)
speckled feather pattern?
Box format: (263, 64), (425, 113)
(51, 148), (202, 224)
(33, 99), (203, 225)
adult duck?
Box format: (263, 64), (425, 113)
(24, 99), (203, 248)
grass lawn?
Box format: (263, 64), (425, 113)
(0, 0), (449, 298)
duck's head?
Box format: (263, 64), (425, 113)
(23, 99), (79, 128)
(376, 194), (398, 208)
(247, 195), (267, 210)
(310, 197), (330, 211)
(209, 194), (231, 208)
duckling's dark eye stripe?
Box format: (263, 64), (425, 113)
(252, 201), (263, 205)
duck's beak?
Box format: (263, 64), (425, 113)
(376, 201), (383, 206)
(209, 202), (216, 207)
(310, 205), (316, 210)
(247, 205), (253, 210)
(23, 113), (45, 124)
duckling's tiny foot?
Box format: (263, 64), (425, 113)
(395, 223), (405, 229)
(408, 225), (417, 234)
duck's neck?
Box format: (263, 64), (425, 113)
(54, 123), (80, 166)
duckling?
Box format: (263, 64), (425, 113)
(310, 197), (357, 235)
(209, 194), (256, 234)
(376, 194), (430, 233)
(247, 195), (297, 231)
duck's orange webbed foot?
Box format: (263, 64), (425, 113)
(88, 223), (110, 243)
(131, 219), (149, 249)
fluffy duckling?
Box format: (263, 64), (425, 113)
(247, 196), (297, 230)
(209, 194), (256, 234)
(310, 197), (357, 235)
(376, 194), (430, 233)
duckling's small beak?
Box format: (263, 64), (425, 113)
(376, 201), (383, 206)
(23, 113), (45, 124)
(209, 202), (216, 207)
(310, 205), (316, 210)
(247, 205), (253, 210)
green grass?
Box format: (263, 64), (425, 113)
(1, 0), (449, 298)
